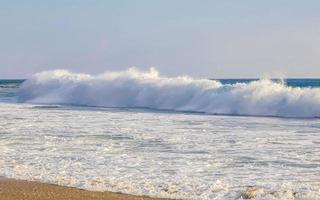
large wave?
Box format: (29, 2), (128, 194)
(19, 68), (320, 118)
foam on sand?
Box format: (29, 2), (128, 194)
(19, 68), (320, 118)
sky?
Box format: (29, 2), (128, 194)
(0, 0), (320, 78)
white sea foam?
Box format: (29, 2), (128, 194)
(0, 103), (319, 200)
(19, 68), (320, 118)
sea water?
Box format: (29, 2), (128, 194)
(0, 69), (319, 199)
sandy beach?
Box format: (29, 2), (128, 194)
(0, 178), (161, 200)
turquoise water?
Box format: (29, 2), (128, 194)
(0, 80), (23, 103)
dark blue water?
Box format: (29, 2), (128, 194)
(0, 79), (320, 103)
(218, 79), (320, 88)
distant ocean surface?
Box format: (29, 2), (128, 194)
(0, 69), (319, 199)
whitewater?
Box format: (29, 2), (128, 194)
(0, 68), (319, 200)
(19, 68), (320, 118)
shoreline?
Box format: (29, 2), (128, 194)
(0, 178), (164, 200)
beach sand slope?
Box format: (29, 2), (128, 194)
(0, 178), (161, 200)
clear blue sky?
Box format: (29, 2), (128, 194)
(1, 0), (320, 78)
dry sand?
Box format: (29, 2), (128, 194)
(0, 178), (162, 200)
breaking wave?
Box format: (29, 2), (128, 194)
(19, 68), (320, 118)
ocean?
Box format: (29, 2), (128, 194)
(0, 69), (319, 199)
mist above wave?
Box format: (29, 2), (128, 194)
(19, 68), (320, 118)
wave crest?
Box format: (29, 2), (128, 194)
(19, 68), (320, 118)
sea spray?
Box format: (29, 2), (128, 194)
(19, 68), (320, 118)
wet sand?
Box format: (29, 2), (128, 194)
(0, 178), (162, 200)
